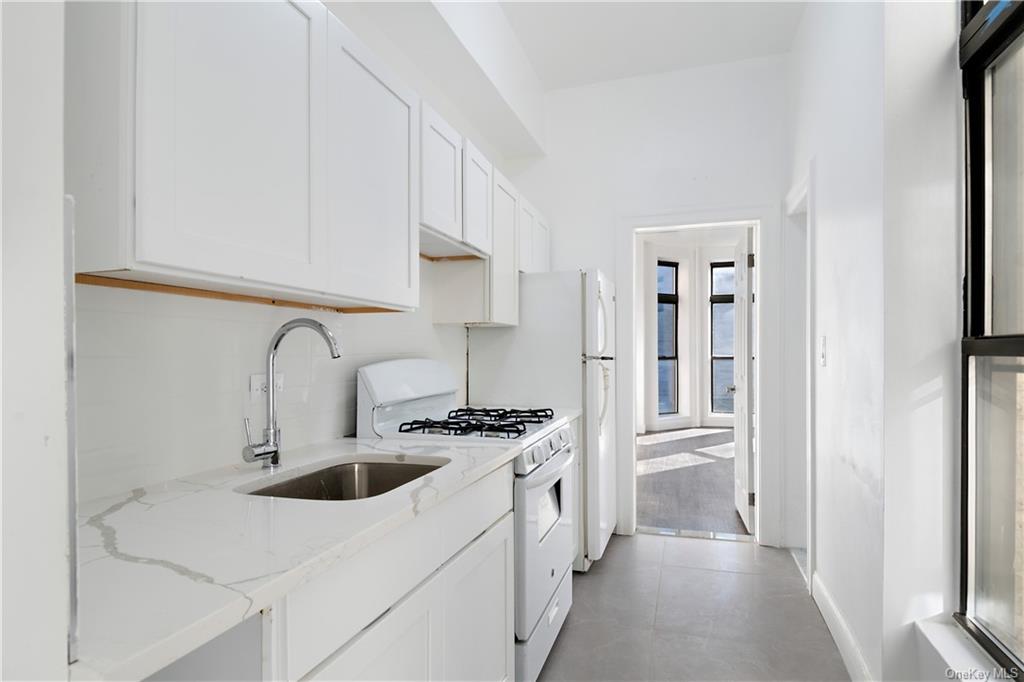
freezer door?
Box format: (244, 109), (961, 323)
(584, 270), (616, 358)
(584, 358), (616, 561)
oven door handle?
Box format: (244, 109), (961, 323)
(524, 448), (574, 490)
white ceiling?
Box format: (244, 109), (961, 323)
(500, 2), (805, 91)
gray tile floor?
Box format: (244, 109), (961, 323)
(637, 429), (748, 535)
(539, 534), (848, 682)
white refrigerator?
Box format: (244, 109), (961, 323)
(469, 269), (617, 570)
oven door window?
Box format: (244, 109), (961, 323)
(536, 478), (562, 542)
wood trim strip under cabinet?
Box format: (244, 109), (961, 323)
(418, 253), (483, 262)
(74, 274), (396, 314)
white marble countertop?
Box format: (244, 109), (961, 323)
(71, 437), (521, 681)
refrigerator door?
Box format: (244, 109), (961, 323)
(584, 357), (617, 562)
(584, 269), (616, 358)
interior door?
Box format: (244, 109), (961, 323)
(733, 231), (755, 533)
(585, 358), (616, 561)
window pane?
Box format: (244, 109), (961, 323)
(990, 33), (1024, 333)
(711, 358), (734, 413)
(712, 303), (734, 356)
(969, 355), (1024, 662)
(712, 265), (735, 295)
(658, 359), (677, 414)
(657, 302), (676, 358)
(657, 264), (676, 295)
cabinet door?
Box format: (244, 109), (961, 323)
(134, 1), (327, 291)
(534, 219), (550, 273)
(325, 14), (418, 308)
(463, 140), (493, 255)
(518, 200), (535, 273)
(441, 513), (515, 682)
(491, 170), (519, 326)
(307, 577), (443, 682)
(420, 104), (463, 241)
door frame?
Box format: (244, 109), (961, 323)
(615, 203), (784, 546)
(785, 163), (816, 590)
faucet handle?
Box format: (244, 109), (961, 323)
(244, 417), (256, 447)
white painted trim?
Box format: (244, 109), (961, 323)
(615, 203), (784, 546)
(813, 573), (873, 682)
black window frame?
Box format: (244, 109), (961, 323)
(709, 261), (735, 415)
(958, 0), (1024, 675)
(656, 260), (679, 415)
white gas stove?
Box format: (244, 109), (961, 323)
(356, 358), (575, 682)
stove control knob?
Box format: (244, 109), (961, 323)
(525, 448), (535, 465)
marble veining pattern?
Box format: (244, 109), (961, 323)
(71, 437), (521, 681)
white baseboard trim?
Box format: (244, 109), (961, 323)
(812, 572), (874, 682)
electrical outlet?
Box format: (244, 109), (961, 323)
(249, 373), (284, 401)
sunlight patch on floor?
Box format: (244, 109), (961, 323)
(636, 451), (714, 476)
(636, 428), (730, 446)
(696, 442), (735, 459)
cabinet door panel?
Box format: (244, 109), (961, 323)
(421, 105), (463, 241)
(463, 140), (492, 255)
(491, 171), (519, 325)
(534, 220), (550, 273)
(135, 1), (327, 291)
(442, 514), (514, 682)
(518, 201), (535, 273)
(326, 15), (418, 308)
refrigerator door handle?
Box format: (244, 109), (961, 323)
(599, 363), (611, 425)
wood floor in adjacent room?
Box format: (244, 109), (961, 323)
(539, 534), (848, 682)
(636, 428), (748, 535)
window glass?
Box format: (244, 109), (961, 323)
(712, 265), (735, 296)
(712, 303), (734, 357)
(711, 359), (734, 414)
(658, 359), (677, 414)
(969, 356), (1024, 662)
(657, 264), (676, 295)
(657, 302), (676, 358)
(991, 35), (1024, 334)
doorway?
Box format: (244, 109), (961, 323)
(633, 222), (758, 539)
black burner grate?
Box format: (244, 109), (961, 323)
(398, 407), (552, 439)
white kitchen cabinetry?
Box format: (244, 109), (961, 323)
(325, 13), (419, 309)
(420, 103), (464, 245)
(431, 168), (519, 326)
(65, 1), (419, 310)
(463, 139), (493, 255)
(308, 514), (514, 682)
(517, 200), (551, 274)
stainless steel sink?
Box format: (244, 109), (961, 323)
(247, 461), (442, 501)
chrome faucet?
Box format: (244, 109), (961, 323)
(243, 318), (341, 469)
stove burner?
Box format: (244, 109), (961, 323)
(447, 407), (554, 424)
(398, 417), (528, 439)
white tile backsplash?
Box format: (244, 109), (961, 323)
(74, 262), (466, 501)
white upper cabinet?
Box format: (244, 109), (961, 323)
(462, 139), (493, 255)
(534, 217), (551, 273)
(420, 103), (463, 242)
(490, 170), (520, 325)
(134, 1), (328, 291)
(66, 1), (420, 310)
(518, 200), (536, 273)
(325, 14), (419, 309)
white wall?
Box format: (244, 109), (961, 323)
(788, 3), (885, 678)
(2, 2), (72, 678)
(880, 3), (962, 680)
(74, 263), (466, 502)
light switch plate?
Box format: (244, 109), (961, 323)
(250, 373), (284, 401)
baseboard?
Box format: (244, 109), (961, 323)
(812, 572), (874, 682)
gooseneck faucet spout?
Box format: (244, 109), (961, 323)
(243, 318), (341, 469)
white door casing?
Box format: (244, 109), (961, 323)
(733, 230), (755, 532)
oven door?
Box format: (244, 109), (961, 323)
(514, 445), (575, 640)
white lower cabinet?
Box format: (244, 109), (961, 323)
(307, 513), (514, 682)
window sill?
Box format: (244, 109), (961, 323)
(915, 614), (997, 679)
